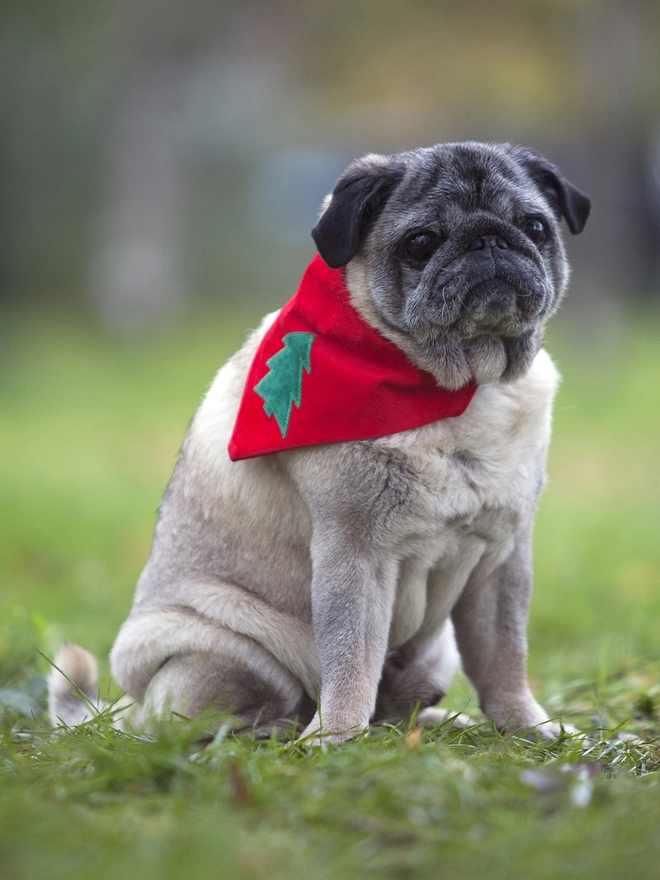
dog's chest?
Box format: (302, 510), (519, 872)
(386, 463), (521, 649)
(380, 355), (557, 645)
(386, 433), (525, 569)
(382, 393), (544, 546)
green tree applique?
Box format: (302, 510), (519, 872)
(254, 332), (315, 437)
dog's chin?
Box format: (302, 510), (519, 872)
(349, 258), (548, 390)
(413, 276), (547, 388)
(464, 336), (509, 384)
(468, 332), (542, 384)
(411, 328), (542, 390)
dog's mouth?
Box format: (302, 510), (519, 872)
(464, 277), (543, 326)
(418, 256), (549, 341)
(390, 257), (550, 388)
(387, 238), (556, 388)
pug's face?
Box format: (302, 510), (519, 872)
(312, 142), (590, 389)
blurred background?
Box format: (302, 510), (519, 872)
(1, 0), (659, 716)
(2, 0), (660, 324)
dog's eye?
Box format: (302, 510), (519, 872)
(402, 231), (439, 263)
(524, 217), (547, 244)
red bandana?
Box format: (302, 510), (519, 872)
(228, 254), (477, 461)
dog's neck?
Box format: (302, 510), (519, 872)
(345, 260), (543, 389)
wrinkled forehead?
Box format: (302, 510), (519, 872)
(385, 144), (546, 225)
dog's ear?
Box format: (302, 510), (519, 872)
(509, 146), (591, 235)
(311, 154), (404, 268)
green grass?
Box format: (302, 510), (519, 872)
(1, 304), (660, 879)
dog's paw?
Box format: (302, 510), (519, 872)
(299, 731), (359, 747)
(416, 706), (476, 730)
(297, 712), (366, 746)
(514, 719), (580, 741)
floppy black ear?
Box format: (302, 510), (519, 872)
(311, 155), (404, 268)
(509, 146), (591, 235)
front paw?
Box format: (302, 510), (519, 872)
(416, 706), (476, 730)
(485, 693), (578, 740)
(517, 718), (580, 740)
(297, 712), (366, 746)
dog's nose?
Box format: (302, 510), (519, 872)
(468, 234), (509, 250)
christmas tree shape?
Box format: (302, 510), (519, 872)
(254, 332), (315, 437)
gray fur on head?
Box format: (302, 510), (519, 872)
(312, 142), (590, 389)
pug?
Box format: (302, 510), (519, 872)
(49, 142), (590, 742)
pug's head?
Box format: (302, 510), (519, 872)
(312, 142), (590, 389)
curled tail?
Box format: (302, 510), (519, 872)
(48, 643), (102, 727)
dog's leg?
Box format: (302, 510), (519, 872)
(450, 528), (563, 738)
(299, 529), (399, 743)
(111, 610), (314, 735)
(131, 651), (312, 735)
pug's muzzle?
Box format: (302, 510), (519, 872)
(411, 223), (553, 343)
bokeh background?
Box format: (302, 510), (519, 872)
(1, 0), (660, 715)
(3, 0), (660, 322)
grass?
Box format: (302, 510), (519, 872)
(1, 301), (660, 879)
